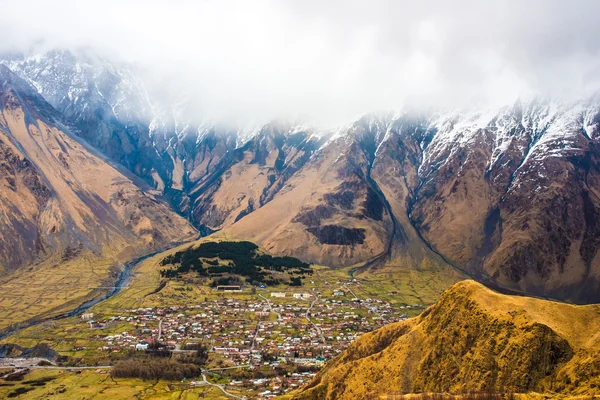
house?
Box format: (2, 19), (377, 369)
(135, 343), (149, 351)
(255, 311), (270, 318)
(270, 292), (286, 298)
(81, 312), (94, 320)
(293, 293), (312, 300)
(216, 285), (242, 292)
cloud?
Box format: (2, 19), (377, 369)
(2, 0), (600, 126)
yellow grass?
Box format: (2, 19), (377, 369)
(0, 369), (232, 399)
(464, 280), (600, 350)
(293, 280), (600, 399)
(0, 250), (125, 332)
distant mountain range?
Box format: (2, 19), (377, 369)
(2, 50), (600, 303)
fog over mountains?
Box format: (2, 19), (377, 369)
(3, 0), (600, 126)
(2, 0), (600, 303)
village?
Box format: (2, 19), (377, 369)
(79, 279), (418, 398)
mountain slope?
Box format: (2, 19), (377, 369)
(294, 280), (600, 399)
(0, 65), (197, 329)
(5, 50), (600, 303)
(188, 123), (324, 232)
(224, 116), (401, 267)
(407, 101), (600, 302)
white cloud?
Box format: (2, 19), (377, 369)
(1, 0), (599, 126)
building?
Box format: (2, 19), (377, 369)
(293, 293), (312, 300)
(216, 285), (242, 292)
(270, 292), (286, 298)
(255, 311), (270, 318)
(81, 313), (94, 320)
(292, 357), (320, 366)
(135, 343), (149, 351)
(333, 290), (345, 296)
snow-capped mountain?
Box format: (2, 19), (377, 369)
(1, 51), (317, 213)
(0, 64), (197, 272)
(2, 50), (600, 303)
(2, 50), (153, 123)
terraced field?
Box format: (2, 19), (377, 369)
(0, 252), (122, 333)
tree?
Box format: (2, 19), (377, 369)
(289, 277), (302, 286)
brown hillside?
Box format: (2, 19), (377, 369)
(0, 65), (197, 329)
(223, 124), (393, 267)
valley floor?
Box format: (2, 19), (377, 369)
(0, 252), (124, 334)
(0, 368), (239, 399)
(0, 238), (463, 399)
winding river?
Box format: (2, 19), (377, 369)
(0, 241), (189, 342)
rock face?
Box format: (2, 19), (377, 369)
(226, 105), (600, 303)
(0, 65), (197, 273)
(294, 280), (600, 399)
(223, 116), (397, 267)
(4, 50), (600, 302)
(189, 123), (324, 232)
(405, 102), (600, 302)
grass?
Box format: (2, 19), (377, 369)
(0, 237), (465, 398)
(293, 280), (600, 399)
(351, 266), (463, 309)
(0, 250), (124, 333)
(0, 227), (463, 333)
(1, 237), (463, 355)
(0, 369), (232, 399)
(459, 280), (600, 351)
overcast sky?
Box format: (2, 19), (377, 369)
(2, 0), (600, 126)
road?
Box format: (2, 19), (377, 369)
(343, 284), (359, 300)
(258, 294), (282, 320)
(0, 358), (113, 375)
(171, 344), (196, 354)
(34, 365), (112, 370)
(305, 296), (326, 344)
(157, 318), (163, 341)
(204, 365), (250, 372)
(248, 322), (260, 363)
(201, 373), (246, 399)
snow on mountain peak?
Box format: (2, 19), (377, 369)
(2, 49), (599, 178)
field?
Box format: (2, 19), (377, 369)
(0, 237), (464, 399)
(1, 236), (463, 352)
(99, 236), (462, 310)
(0, 368), (238, 399)
(0, 250), (125, 333)
(292, 280), (600, 399)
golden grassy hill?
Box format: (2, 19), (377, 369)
(293, 280), (600, 399)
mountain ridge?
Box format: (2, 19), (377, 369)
(3, 51), (600, 303)
(292, 279), (600, 399)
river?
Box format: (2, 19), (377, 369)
(0, 240), (193, 341)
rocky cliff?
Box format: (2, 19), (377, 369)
(0, 64), (197, 273)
